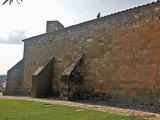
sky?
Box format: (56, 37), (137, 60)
(0, 0), (157, 75)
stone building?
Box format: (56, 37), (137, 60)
(3, 1), (160, 108)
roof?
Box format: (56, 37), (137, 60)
(22, 1), (160, 42)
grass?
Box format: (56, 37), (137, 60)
(0, 99), (146, 120)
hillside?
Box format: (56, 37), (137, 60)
(0, 75), (7, 84)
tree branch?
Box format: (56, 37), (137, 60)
(2, 0), (23, 5)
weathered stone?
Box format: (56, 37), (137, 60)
(31, 57), (54, 98)
(4, 2), (160, 108)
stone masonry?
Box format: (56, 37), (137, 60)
(4, 1), (160, 108)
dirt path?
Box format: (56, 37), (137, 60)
(0, 93), (159, 120)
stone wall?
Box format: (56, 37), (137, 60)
(46, 21), (64, 33)
(31, 57), (54, 98)
(3, 59), (28, 95)
(20, 2), (159, 106)
(60, 54), (84, 100)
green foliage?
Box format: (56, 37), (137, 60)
(0, 99), (146, 120)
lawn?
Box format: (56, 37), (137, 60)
(0, 99), (146, 120)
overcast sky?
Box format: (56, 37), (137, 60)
(0, 0), (157, 75)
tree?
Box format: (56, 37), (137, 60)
(2, 0), (23, 5)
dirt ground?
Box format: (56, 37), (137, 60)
(0, 93), (159, 120)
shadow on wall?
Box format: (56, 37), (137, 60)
(31, 57), (55, 98)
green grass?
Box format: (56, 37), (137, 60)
(0, 99), (146, 120)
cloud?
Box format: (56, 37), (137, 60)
(0, 30), (26, 44)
